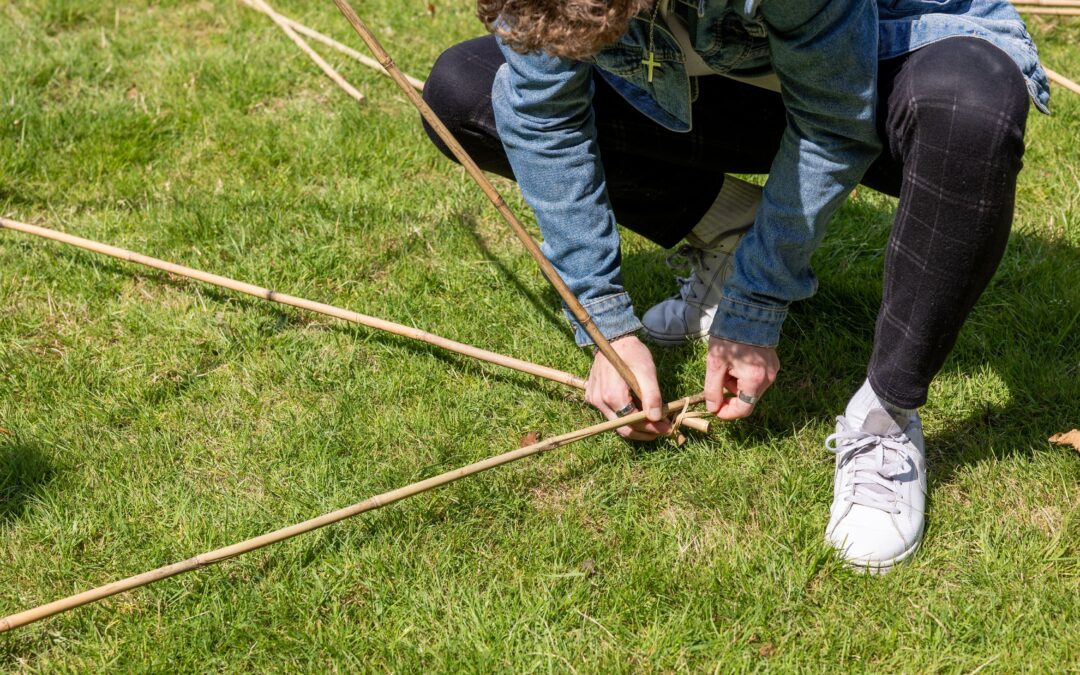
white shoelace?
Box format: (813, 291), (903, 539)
(826, 416), (916, 514)
(666, 245), (711, 302)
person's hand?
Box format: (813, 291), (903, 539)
(586, 335), (672, 441)
(704, 337), (780, 419)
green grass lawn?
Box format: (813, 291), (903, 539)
(1, 1), (1078, 670)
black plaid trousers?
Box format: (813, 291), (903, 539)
(421, 35), (1030, 408)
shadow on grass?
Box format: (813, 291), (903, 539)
(14, 196), (1076, 484)
(794, 222), (1080, 488)
(0, 436), (56, 524)
(456, 212), (571, 338)
(619, 204), (1080, 485)
(26, 241), (581, 404)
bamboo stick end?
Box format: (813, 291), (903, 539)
(682, 417), (710, 434)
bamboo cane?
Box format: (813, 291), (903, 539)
(0, 393), (705, 633)
(0, 217), (710, 432)
(0, 217), (576, 387)
(1013, 6), (1080, 13)
(248, 0), (365, 104)
(1012, 0), (1080, 6)
(238, 0), (425, 92)
(1008, 1), (1080, 95)
(1016, 0), (1080, 5)
(1045, 67), (1080, 95)
(329, 0), (646, 404)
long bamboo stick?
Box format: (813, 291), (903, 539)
(0, 217), (577, 388)
(249, 0), (365, 104)
(1011, 0), (1080, 6)
(1045, 67), (1080, 95)
(1008, 0), (1080, 96)
(1013, 6), (1080, 13)
(256, 0), (1080, 104)
(238, 0), (425, 92)
(0, 217), (710, 432)
(0, 393), (705, 633)
(329, 0), (645, 404)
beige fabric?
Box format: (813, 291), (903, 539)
(659, 1), (782, 92)
(687, 175), (762, 249)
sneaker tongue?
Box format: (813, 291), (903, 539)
(861, 408), (903, 436)
(847, 408), (907, 502)
(845, 381), (913, 432)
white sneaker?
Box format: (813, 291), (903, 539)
(825, 382), (927, 574)
(641, 176), (759, 345)
(641, 234), (746, 345)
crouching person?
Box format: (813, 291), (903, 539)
(420, 0), (1049, 572)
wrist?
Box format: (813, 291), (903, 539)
(567, 292), (642, 348)
(709, 295), (787, 349)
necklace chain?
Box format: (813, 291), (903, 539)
(643, 0), (666, 83)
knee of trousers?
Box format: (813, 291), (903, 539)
(892, 38), (1029, 163)
(420, 45), (480, 164)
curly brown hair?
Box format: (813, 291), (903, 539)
(477, 0), (653, 60)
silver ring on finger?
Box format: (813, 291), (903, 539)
(613, 401), (637, 418)
(737, 391), (760, 406)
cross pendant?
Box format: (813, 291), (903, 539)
(642, 51), (661, 83)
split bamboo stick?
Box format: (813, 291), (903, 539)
(0, 217), (710, 432)
(0, 393), (705, 633)
(1045, 67), (1080, 95)
(249, 0), (365, 104)
(329, 0), (646, 404)
(239, 0), (425, 92)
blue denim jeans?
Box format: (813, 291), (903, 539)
(423, 35), (1031, 408)
(491, 0), (882, 349)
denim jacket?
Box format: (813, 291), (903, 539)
(879, 1), (1049, 114)
(491, 0), (1047, 348)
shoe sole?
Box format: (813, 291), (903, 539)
(641, 328), (710, 346)
(829, 524), (925, 575)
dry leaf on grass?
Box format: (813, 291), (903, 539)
(1049, 429), (1080, 452)
(0, 427), (10, 435)
(519, 431), (540, 447)
(125, 83), (139, 100)
(426, 3), (436, 17)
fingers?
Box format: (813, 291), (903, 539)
(605, 405), (658, 441)
(715, 381), (760, 420)
(632, 358), (671, 436)
(636, 363), (665, 423)
(706, 338), (780, 420)
(590, 396), (657, 441)
(586, 336), (669, 440)
(704, 359), (727, 415)
(586, 364), (655, 440)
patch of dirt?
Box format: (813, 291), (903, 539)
(658, 501), (759, 563)
(248, 89), (334, 115)
(989, 475), (1071, 537)
(530, 478), (588, 514)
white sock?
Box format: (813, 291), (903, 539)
(686, 176), (761, 249)
(845, 378), (918, 430)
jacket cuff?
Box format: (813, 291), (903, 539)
(565, 292), (643, 348)
(709, 295), (787, 348)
